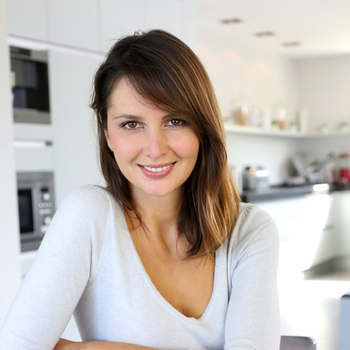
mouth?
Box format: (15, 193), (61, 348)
(138, 162), (176, 178)
(139, 162), (176, 172)
(141, 162), (175, 172)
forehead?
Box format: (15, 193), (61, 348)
(109, 78), (140, 103)
(110, 78), (159, 108)
(107, 78), (168, 119)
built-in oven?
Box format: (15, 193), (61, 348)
(17, 172), (55, 252)
(10, 46), (50, 124)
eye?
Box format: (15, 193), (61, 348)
(122, 121), (139, 129)
(168, 118), (185, 126)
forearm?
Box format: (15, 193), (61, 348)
(55, 339), (158, 350)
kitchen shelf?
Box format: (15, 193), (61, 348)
(224, 124), (350, 139)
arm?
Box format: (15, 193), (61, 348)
(0, 186), (110, 350)
(224, 206), (280, 350)
(54, 339), (159, 350)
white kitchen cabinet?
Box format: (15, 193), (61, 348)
(47, 0), (99, 51)
(48, 49), (104, 206)
(100, 0), (193, 53)
(100, 0), (145, 52)
(13, 123), (54, 141)
(6, 0), (48, 41)
(333, 191), (350, 258)
(14, 146), (55, 172)
(142, 0), (184, 39)
(13, 124), (55, 172)
(256, 192), (335, 274)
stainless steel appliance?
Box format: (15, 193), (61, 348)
(243, 167), (270, 190)
(10, 46), (50, 124)
(289, 152), (335, 185)
(17, 172), (55, 252)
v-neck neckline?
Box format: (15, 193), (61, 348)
(120, 214), (220, 322)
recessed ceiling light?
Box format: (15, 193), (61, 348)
(220, 18), (243, 25)
(283, 42), (301, 47)
(255, 32), (274, 37)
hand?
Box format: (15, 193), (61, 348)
(53, 338), (79, 350)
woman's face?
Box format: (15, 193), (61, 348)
(105, 78), (200, 202)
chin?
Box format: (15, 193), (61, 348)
(140, 184), (182, 199)
(144, 189), (175, 198)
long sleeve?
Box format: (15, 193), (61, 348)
(0, 185), (111, 350)
(224, 204), (280, 350)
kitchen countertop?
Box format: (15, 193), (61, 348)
(242, 183), (350, 203)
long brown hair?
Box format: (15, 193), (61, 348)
(90, 30), (241, 257)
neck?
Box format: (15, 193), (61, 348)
(127, 186), (185, 249)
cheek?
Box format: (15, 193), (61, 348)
(173, 132), (200, 161)
(111, 136), (141, 162)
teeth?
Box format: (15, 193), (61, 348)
(144, 164), (171, 172)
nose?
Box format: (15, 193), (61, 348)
(143, 127), (169, 158)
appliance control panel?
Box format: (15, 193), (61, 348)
(38, 187), (53, 234)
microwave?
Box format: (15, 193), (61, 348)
(10, 46), (51, 124)
(17, 172), (55, 252)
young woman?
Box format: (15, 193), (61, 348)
(0, 30), (280, 350)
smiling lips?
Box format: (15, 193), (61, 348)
(138, 162), (176, 179)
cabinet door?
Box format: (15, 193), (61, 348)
(257, 193), (334, 273)
(333, 191), (350, 257)
(142, 0), (183, 37)
(100, 0), (194, 52)
(7, 0), (47, 41)
(100, 0), (144, 52)
(47, 0), (99, 51)
(49, 50), (104, 206)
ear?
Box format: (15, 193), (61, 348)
(104, 129), (113, 152)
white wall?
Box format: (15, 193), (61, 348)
(294, 54), (350, 133)
(196, 28), (298, 120)
(0, 0), (22, 326)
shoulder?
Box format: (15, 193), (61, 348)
(40, 185), (124, 258)
(49, 185), (124, 237)
(61, 184), (115, 205)
(58, 185), (121, 216)
(237, 202), (277, 232)
(225, 202), (279, 256)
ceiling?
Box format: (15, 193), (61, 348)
(195, 0), (350, 58)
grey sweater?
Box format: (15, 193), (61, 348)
(0, 185), (280, 350)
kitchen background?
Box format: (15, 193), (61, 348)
(1, 0), (350, 349)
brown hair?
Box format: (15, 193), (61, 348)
(90, 30), (241, 257)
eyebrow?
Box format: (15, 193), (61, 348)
(113, 114), (143, 120)
(113, 113), (177, 120)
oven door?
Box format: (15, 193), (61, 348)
(17, 184), (44, 252)
(18, 187), (35, 235)
(17, 172), (55, 252)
